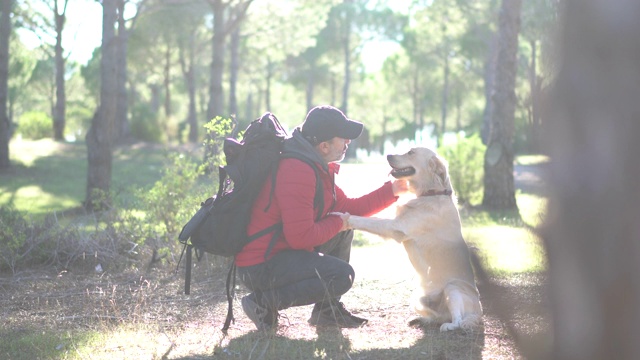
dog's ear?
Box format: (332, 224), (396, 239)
(429, 156), (448, 186)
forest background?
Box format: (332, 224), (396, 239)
(1, 0), (555, 163)
(4, 1), (640, 359)
(0, 1), (565, 359)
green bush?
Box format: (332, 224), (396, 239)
(121, 116), (246, 264)
(438, 133), (485, 206)
(130, 104), (163, 143)
(18, 111), (52, 140)
(124, 117), (235, 264)
(66, 104), (94, 140)
(1, 117), (237, 272)
(0, 206), (30, 270)
(0, 206), (80, 273)
(138, 153), (204, 237)
(203, 116), (236, 171)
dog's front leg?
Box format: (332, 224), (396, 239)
(348, 215), (408, 243)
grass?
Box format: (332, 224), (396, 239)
(0, 139), (550, 360)
(514, 154), (549, 166)
(0, 139), (190, 219)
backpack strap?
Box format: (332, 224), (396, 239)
(257, 154), (325, 262)
(175, 243), (194, 295)
(185, 244), (193, 295)
(267, 153), (324, 220)
(221, 258), (237, 334)
(263, 224), (283, 261)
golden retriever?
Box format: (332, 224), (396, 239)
(348, 147), (482, 331)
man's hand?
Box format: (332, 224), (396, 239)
(329, 212), (351, 231)
(392, 179), (409, 196)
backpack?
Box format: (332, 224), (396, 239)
(177, 112), (324, 333)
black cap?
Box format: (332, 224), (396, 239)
(300, 105), (364, 145)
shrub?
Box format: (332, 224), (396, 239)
(0, 206), (102, 273)
(1, 118), (237, 273)
(130, 104), (163, 143)
(203, 116), (236, 171)
(438, 133), (485, 206)
(138, 153), (203, 237)
(125, 117), (235, 266)
(18, 111), (52, 140)
(66, 104), (94, 141)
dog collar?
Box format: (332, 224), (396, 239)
(421, 189), (453, 197)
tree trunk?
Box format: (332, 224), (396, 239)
(228, 14), (240, 118)
(163, 44), (171, 118)
(207, 0), (225, 121)
(330, 74), (337, 104)
(53, 0), (68, 141)
(440, 50), (450, 148)
(85, 0), (117, 210)
(528, 38), (541, 153)
(265, 57), (272, 110)
(342, 0), (355, 158)
(115, 0), (130, 141)
(253, 87), (261, 118)
(305, 60), (316, 111)
(340, 0), (352, 115)
(245, 92), (253, 124)
(481, 31), (498, 145)
(411, 65), (420, 133)
(0, 0), (12, 170)
(179, 31), (198, 143)
(455, 90), (462, 132)
(381, 116), (388, 153)
(542, 1), (640, 359)
(481, 0), (521, 211)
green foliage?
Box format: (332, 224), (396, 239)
(138, 153), (202, 238)
(8, 37), (38, 113)
(121, 118), (238, 261)
(438, 133), (485, 206)
(1, 139), (229, 273)
(0, 328), (97, 360)
(204, 116), (236, 140)
(130, 104), (163, 142)
(0, 205), (29, 255)
(80, 48), (101, 101)
(0, 205), (76, 273)
(66, 103), (94, 140)
(203, 116), (236, 170)
(17, 111), (52, 139)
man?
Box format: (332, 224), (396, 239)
(236, 105), (408, 331)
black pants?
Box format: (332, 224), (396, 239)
(238, 230), (354, 311)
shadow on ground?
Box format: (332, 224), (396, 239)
(171, 324), (485, 360)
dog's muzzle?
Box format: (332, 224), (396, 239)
(387, 155), (416, 178)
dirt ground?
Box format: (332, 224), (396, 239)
(0, 241), (550, 359)
(0, 161), (551, 359)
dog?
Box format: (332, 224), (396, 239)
(348, 147), (482, 332)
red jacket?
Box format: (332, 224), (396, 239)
(235, 156), (398, 267)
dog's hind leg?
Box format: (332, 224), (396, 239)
(408, 293), (442, 328)
(439, 286), (465, 332)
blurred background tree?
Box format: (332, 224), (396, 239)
(0, 0), (560, 212)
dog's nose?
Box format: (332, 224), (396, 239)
(387, 154), (393, 161)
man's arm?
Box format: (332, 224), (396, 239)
(334, 179), (408, 217)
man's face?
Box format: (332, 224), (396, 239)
(319, 137), (351, 163)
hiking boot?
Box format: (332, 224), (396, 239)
(241, 294), (278, 331)
(308, 301), (368, 328)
